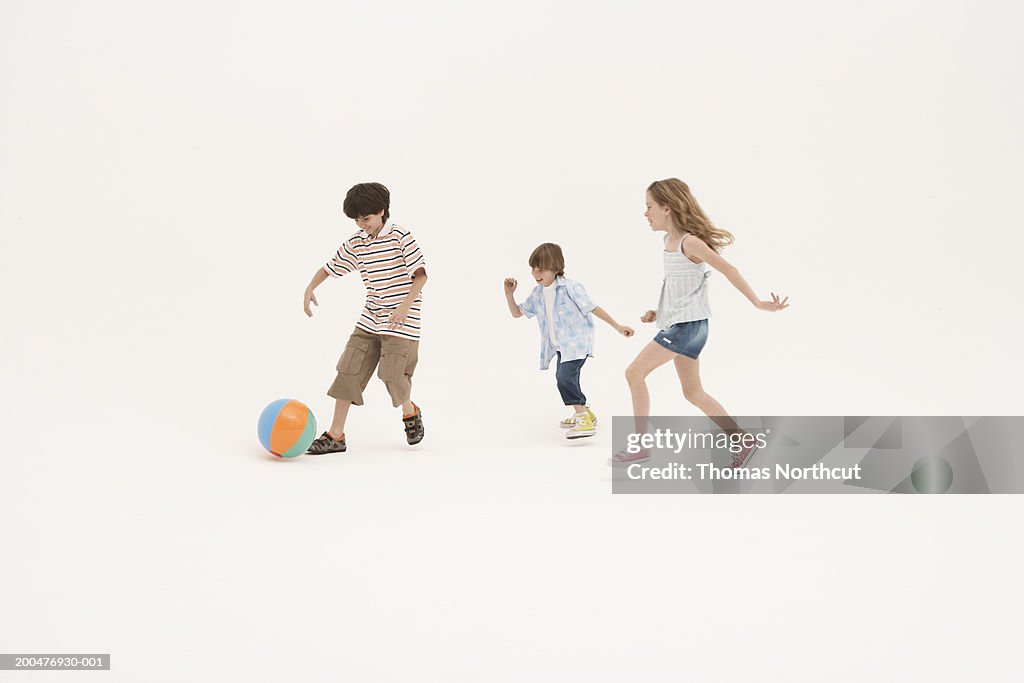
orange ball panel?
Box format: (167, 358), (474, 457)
(269, 400), (309, 455)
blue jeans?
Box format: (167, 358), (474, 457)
(555, 352), (587, 406)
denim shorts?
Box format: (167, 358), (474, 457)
(653, 319), (709, 359)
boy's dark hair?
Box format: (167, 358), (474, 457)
(343, 182), (391, 223)
(529, 243), (565, 277)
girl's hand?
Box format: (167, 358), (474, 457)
(303, 289), (318, 317)
(618, 325), (635, 337)
(504, 277), (518, 294)
(755, 292), (789, 312)
(640, 310), (657, 323)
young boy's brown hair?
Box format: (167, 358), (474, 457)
(528, 243), (565, 276)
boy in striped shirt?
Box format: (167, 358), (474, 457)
(302, 182), (427, 453)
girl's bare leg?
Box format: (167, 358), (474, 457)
(625, 341), (678, 435)
(672, 355), (740, 432)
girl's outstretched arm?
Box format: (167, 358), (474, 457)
(684, 236), (789, 312)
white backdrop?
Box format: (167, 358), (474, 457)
(2, 1), (1022, 681)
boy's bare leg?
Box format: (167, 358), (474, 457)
(329, 399), (352, 437)
(401, 400), (417, 415)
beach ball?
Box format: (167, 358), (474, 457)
(258, 399), (316, 458)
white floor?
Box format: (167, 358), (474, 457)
(2, 381), (1022, 682)
(4, 2), (1024, 678)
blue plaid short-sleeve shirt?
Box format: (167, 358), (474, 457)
(518, 276), (597, 370)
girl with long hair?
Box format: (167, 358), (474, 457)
(610, 178), (789, 467)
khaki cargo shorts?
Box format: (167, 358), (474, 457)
(327, 327), (419, 407)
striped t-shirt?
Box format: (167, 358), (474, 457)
(323, 222), (427, 341)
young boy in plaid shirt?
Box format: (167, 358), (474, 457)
(503, 243), (634, 439)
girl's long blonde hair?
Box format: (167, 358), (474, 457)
(648, 178), (734, 253)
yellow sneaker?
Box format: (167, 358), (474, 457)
(565, 410), (597, 439)
(560, 407), (598, 429)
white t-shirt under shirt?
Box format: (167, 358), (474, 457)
(542, 284), (559, 350)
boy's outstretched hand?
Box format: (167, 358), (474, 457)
(304, 289), (318, 317)
(755, 292), (789, 312)
(617, 325), (635, 337)
(503, 277), (517, 294)
(640, 310), (656, 323)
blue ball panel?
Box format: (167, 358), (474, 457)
(257, 398), (291, 452)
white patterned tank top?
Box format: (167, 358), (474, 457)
(656, 233), (712, 329)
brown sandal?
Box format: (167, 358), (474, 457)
(307, 431), (347, 454)
(402, 406), (424, 445)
